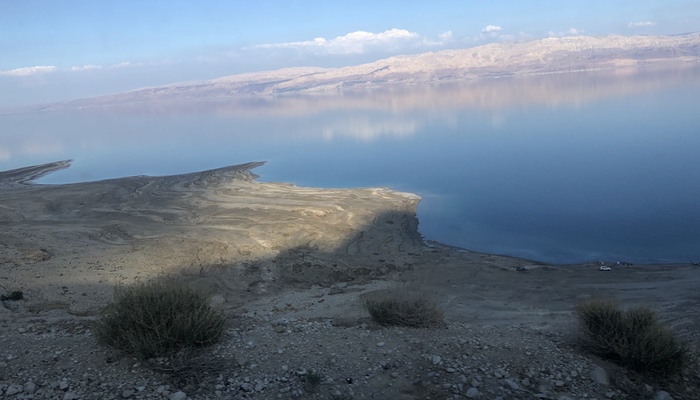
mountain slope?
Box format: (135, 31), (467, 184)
(36, 34), (700, 110)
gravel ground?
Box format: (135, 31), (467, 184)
(2, 301), (698, 400)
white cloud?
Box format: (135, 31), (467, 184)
(547, 28), (584, 37)
(250, 28), (423, 55)
(438, 31), (454, 43)
(71, 64), (102, 72)
(627, 21), (656, 28)
(420, 30), (457, 46)
(478, 25), (507, 40)
(0, 65), (57, 77)
(73, 60), (168, 72)
(109, 61), (136, 68)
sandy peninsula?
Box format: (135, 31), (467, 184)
(1, 161), (699, 399)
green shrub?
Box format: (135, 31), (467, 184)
(93, 278), (226, 360)
(575, 300), (688, 376)
(364, 290), (443, 328)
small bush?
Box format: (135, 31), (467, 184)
(576, 300), (689, 376)
(93, 278), (226, 360)
(364, 290), (443, 328)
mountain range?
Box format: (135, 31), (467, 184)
(33, 33), (700, 111)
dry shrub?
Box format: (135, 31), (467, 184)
(93, 278), (226, 360)
(363, 289), (443, 328)
(575, 300), (689, 376)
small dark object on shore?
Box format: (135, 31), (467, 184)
(516, 266), (527, 272)
(1, 291), (24, 301)
(616, 261), (634, 266)
(691, 260), (700, 266)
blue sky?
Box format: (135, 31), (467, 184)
(1, 0), (699, 107)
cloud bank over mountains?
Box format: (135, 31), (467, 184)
(1, 24), (697, 107)
(628, 21), (657, 28)
(482, 25), (503, 33)
(0, 61), (145, 77)
(246, 28), (430, 54)
(0, 23), (670, 79)
(0, 66), (57, 77)
(2, 28), (457, 79)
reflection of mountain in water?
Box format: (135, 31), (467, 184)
(35, 63), (700, 118)
(14, 33), (700, 115)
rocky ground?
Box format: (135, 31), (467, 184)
(1, 288), (698, 400)
(2, 162), (700, 399)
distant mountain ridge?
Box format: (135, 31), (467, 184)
(33, 33), (700, 110)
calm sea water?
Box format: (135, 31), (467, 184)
(2, 66), (699, 264)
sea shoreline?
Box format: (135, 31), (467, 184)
(1, 160), (691, 268)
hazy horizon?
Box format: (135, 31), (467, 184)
(2, 1), (700, 107)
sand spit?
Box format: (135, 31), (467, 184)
(0, 160), (425, 313)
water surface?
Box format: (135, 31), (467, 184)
(2, 66), (699, 263)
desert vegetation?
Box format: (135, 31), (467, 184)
(92, 278), (227, 384)
(93, 278), (226, 360)
(363, 289), (444, 328)
(575, 299), (690, 377)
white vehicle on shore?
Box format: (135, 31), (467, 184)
(599, 266), (611, 271)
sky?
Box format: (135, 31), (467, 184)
(1, 0), (699, 108)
